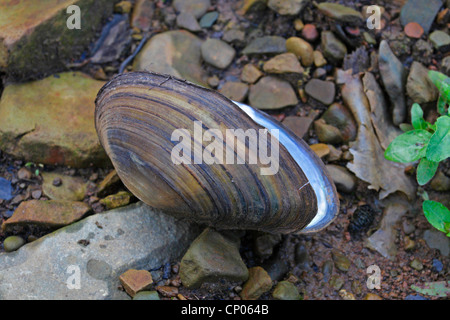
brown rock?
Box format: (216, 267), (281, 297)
(241, 64), (263, 84)
(282, 113), (317, 139)
(263, 53), (304, 74)
(364, 293), (383, 300)
(404, 22), (424, 39)
(119, 269), (154, 297)
(302, 24), (319, 42)
(240, 267), (272, 300)
(0, 72), (108, 167)
(2, 200), (90, 231)
(42, 172), (87, 201)
(310, 143), (330, 158)
(133, 30), (207, 87)
(17, 168), (32, 180)
(131, 0), (155, 31)
(313, 51), (327, 67)
(286, 37), (314, 67)
(0, 0), (115, 81)
(219, 82), (249, 102)
(249, 76), (298, 110)
(305, 79), (336, 105)
(156, 285), (179, 297)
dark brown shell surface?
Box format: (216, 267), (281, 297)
(95, 72), (318, 234)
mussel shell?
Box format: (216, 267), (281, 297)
(95, 72), (338, 234)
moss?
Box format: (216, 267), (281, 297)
(1, 0), (119, 82)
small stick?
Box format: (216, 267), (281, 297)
(118, 34), (151, 74)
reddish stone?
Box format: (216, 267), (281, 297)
(119, 269), (154, 297)
(2, 200), (90, 231)
(345, 26), (360, 37)
(156, 285), (179, 297)
(404, 22), (424, 39)
(301, 24), (319, 42)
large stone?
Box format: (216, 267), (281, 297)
(407, 62), (439, 104)
(0, 202), (201, 299)
(268, 0), (309, 15)
(201, 38), (236, 69)
(41, 172), (87, 201)
(249, 76), (298, 110)
(179, 228), (248, 288)
(0, 72), (108, 168)
(0, 0), (116, 81)
(400, 0), (443, 34)
(378, 40), (407, 125)
(133, 30), (207, 86)
(242, 36), (287, 56)
(2, 200), (91, 232)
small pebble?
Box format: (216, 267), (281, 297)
(294, 19), (304, 31)
(3, 236), (26, 252)
(432, 259), (443, 273)
(302, 24), (318, 42)
(17, 168), (32, 180)
(133, 291), (160, 300)
(31, 189), (42, 199)
(52, 177), (62, 187)
(410, 258), (423, 271)
(339, 289), (355, 300)
(404, 22), (424, 39)
(364, 293), (382, 300)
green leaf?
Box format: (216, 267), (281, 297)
(426, 116), (450, 162)
(423, 200), (450, 234)
(411, 281), (450, 298)
(384, 129), (432, 163)
(429, 70), (450, 99)
(416, 158), (439, 185)
(411, 103), (428, 130)
(437, 94), (448, 116)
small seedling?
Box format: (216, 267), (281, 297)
(384, 71), (450, 236)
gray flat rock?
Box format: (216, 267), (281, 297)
(0, 202), (200, 300)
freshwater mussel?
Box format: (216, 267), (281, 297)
(95, 72), (339, 234)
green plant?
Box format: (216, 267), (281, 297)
(384, 70), (450, 237)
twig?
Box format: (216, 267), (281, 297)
(118, 34), (151, 74)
